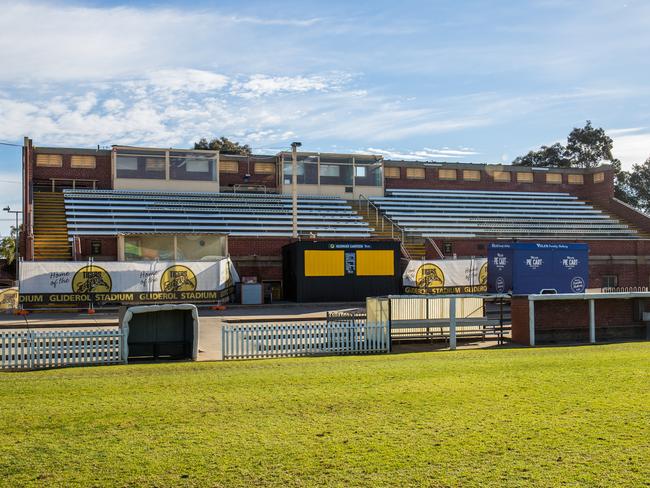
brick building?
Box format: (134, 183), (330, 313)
(21, 137), (650, 298)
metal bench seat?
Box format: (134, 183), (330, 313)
(386, 189), (577, 199)
(63, 189), (372, 238)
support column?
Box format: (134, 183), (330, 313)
(449, 297), (457, 350)
(529, 299), (535, 346)
(589, 299), (596, 344)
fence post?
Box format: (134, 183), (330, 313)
(121, 324), (129, 364)
(528, 299), (536, 347)
(589, 299), (596, 344)
(449, 298), (457, 350)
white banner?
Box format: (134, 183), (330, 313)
(403, 258), (487, 294)
(19, 259), (239, 305)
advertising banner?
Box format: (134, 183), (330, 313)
(19, 259), (239, 305)
(488, 243), (588, 294)
(403, 258), (488, 294)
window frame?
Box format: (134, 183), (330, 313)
(254, 162), (275, 175)
(70, 155), (96, 169)
(406, 167), (425, 180)
(462, 169), (481, 181)
(546, 173), (563, 184)
(36, 154), (63, 168)
(492, 170), (511, 183)
(219, 161), (240, 174)
(384, 167), (400, 179)
(516, 172), (534, 183)
(438, 169), (457, 181)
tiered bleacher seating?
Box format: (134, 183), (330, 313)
(370, 189), (639, 239)
(63, 190), (372, 237)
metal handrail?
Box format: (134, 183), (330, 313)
(426, 237), (445, 259)
(358, 194), (405, 240)
(358, 194), (411, 260)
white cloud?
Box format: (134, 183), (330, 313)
(611, 130), (650, 170)
(360, 147), (479, 161)
(231, 74), (349, 98)
(147, 69), (229, 93)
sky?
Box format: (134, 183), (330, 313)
(1, 0), (650, 235)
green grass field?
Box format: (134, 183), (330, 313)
(1, 343), (649, 487)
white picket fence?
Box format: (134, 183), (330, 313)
(0, 328), (126, 371)
(222, 320), (390, 360)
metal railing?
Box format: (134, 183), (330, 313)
(426, 237), (445, 259)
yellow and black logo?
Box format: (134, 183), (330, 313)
(72, 265), (112, 293)
(415, 263), (445, 289)
(479, 262), (488, 285)
(160, 265), (197, 292)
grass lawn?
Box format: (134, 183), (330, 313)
(1, 343), (649, 487)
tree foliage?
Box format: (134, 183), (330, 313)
(623, 157), (650, 212)
(194, 137), (252, 155)
(513, 121), (619, 169)
(512, 121), (638, 204)
(0, 226), (18, 264)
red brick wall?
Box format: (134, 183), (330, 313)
(77, 237), (117, 261)
(384, 166), (614, 195)
(511, 296), (648, 344)
(32, 150), (112, 189)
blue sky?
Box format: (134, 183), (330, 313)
(1, 0), (650, 234)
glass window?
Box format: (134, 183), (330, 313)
(593, 172), (605, 183)
(602, 275), (618, 288)
(176, 234), (227, 260)
(283, 158), (318, 184)
(384, 167), (400, 179)
(36, 154), (62, 167)
(406, 167), (425, 179)
(493, 171), (511, 182)
(439, 169), (457, 180)
(116, 156), (138, 171)
(546, 173), (562, 184)
(115, 150), (166, 179)
(220, 161), (239, 173)
(71, 155), (96, 169)
(354, 162), (383, 186)
(170, 152), (216, 181)
(463, 170), (481, 181)
(568, 174), (584, 185)
(124, 235), (174, 261)
(318, 156), (352, 186)
(255, 162), (275, 174)
(320, 164), (340, 177)
(516, 172), (534, 183)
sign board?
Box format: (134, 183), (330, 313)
(403, 258), (488, 294)
(488, 242), (588, 294)
(19, 259), (239, 305)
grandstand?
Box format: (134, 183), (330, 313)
(63, 189), (373, 238)
(369, 189), (641, 240)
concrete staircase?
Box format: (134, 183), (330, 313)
(350, 200), (426, 259)
(33, 192), (72, 260)
(586, 200), (650, 239)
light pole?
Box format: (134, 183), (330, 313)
(291, 142), (302, 239)
(3, 206), (21, 268)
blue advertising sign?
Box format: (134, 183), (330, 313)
(488, 243), (588, 294)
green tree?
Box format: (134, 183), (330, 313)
(624, 157), (650, 212)
(513, 143), (570, 167)
(0, 225), (18, 264)
(194, 137), (252, 155)
(512, 121), (632, 202)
